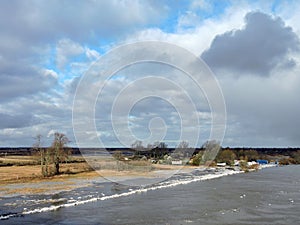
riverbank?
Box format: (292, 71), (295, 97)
(0, 161), (197, 197)
(0, 155), (278, 197)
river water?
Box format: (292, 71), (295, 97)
(1, 165), (299, 225)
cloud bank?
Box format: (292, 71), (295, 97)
(0, 1), (300, 148)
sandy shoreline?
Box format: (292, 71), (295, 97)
(0, 165), (196, 197)
(0, 161), (277, 197)
(1, 168), (245, 220)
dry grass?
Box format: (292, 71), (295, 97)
(0, 155), (91, 186)
(0, 161), (153, 196)
(0, 155), (85, 166)
(89, 160), (154, 172)
(0, 161), (98, 196)
(0, 165), (41, 182)
(0, 162), (94, 184)
(0, 155), (38, 166)
(0, 155), (197, 196)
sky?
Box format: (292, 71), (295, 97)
(0, 0), (300, 148)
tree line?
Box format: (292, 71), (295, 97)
(128, 140), (300, 166)
(31, 136), (300, 177)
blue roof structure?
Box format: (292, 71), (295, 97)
(257, 159), (268, 164)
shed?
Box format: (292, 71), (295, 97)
(171, 160), (182, 165)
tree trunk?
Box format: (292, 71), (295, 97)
(41, 149), (46, 177)
(54, 161), (59, 175)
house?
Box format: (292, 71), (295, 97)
(217, 162), (226, 167)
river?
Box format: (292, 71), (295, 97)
(1, 165), (299, 225)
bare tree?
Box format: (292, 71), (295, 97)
(177, 140), (189, 149)
(33, 134), (50, 177)
(175, 140), (191, 158)
(131, 140), (144, 157)
(131, 140), (143, 150)
(49, 132), (70, 175)
(152, 142), (168, 159)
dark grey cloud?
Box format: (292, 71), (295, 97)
(0, 0), (168, 103)
(220, 74), (300, 147)
(0, 0), (167, 43)
(0, 67), (57, 102)
(0, 113), (35, 129)
(202, 12), (300, 76)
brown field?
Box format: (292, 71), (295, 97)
(0, 155), (194, 196)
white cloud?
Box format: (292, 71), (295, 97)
(56, 39), (85, 70)
(190, 0), (212, 11)
(42, 69), (58, 80)
(177, 11), (201, 29)
(85, 48), (100, 60)
(125, 4), (249, 55)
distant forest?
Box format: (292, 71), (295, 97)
(0, 147), (300, 156)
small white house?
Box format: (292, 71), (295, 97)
(217, 162), (226, 167)
(247, 161), (258, 166)
(171, 160), (182, 165)
(234, 160), (240, 166)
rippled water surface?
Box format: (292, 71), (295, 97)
(1, 165), (299, 225)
